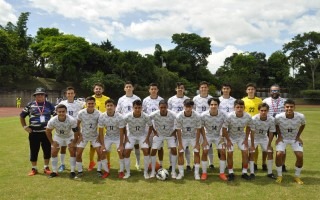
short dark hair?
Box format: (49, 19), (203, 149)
(86, 96), (96, 102)
(221, 83), (232, 89)
(149, 83), (158, 88)
(246, 83), (256, 89)
(183, 99), (194, 106)
(105, 99), (115, 105)
(132, 99), (142, 106)
(125, 81), (133, 87)
(199, 81), (209, 88)
(176, 82), (184, 88)
(258, 103), (269, 110)
(284, 99), (295, 105)
(234, 99), (245, 107)
(208, 97), (220, 106)
(93, 83), (104, 89)
(66, 86), (75, 91)
(159, 99), (168, 106)
(56, 104), (67, 111)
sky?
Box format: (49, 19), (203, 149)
(1, 0), (320, 74)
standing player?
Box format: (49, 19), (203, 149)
(88, 83), (110, 171)
(201, 98), (228, 181)
(123, 100), (153, 179)
(57, 86), (85, 172)
(275, 99), (305, 184)
(75, 97), (109, 179)
(176, 99), (204, 180)
(16, 97), (22, 108)
(45, 104), (78, 178)
(222, 99), (254, 181)
(263, 84), (287, 172)
(242, 83), (263, 171)
(142, 83), (164, 167)
(149, 100), (177, 178)
(20, 87), (55, 176)
(98, 99), (126, 178)
(168, 82), (190, 171)
(250, 103), (276, 179)
(116, 81), (142, 170)
(219, 84), (236, 114)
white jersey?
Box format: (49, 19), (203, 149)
(263, 97), (286, 117)
(124, 112), (152, 137)
(142, 96), (164, 114)
(59, 100), (85, 118)
(193, 94), (213, 114)
(47, 115), (77, 138)
(98, 112), (125, 140)
(251, 114), (276, 141)
(176, 110), (201, 139)
(116, 94), (141, 114)
(77, 108), (100, 138)
(219, 96), (236, 113)
(201, 110), (227, 139)
(223, 111), (253, 141)
(149, 110), (176, 137)
(275, 112), (306, 140)
(168, 95), (189, 113)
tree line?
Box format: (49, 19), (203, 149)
(1, 12), (319, 99)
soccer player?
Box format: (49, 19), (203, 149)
(168, 82), (190, 171)
(123, 100), (153, 179)
(263, 84), (287, 172)
(201, 97), (228, 181)
(57, 86), (85, 172)
(45, 104), (78, 178)
(142, 83), (164, 167)
(98, 99), (126, 178)
(149, 100), (177, 178)
(250, 103), (276, 179)
(219, 83), (236, 114)
(176, 99), (203, 180)
(75, 97), (109, 179)
(222, 99), (254, 181)
(20, 87), (55, 176)
(242, 83), (263, 171)
(16, 97), (22, 108)
(275, 99), (305, 185)
(116, 81), (142, 170)
(88, 83), (110, 171)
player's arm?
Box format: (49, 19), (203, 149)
(144, 126), (153, 145)
(243, 125), (250, 148)
(267, 130), (273, 151)
(275, 125), (283, 145)
(71, 126), (79, 147)
(20, 117), (32, 133)
(176, 129), (183, 151)
(76, 119), (83, 144)
(222, 127), (232, 150)
(295, 124), (305, 144)
(118, 127), (125, 152)
(45, 128), (54, 144)
(98, 127), (106, 150)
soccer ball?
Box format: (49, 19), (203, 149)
(156, 168), (169, 181)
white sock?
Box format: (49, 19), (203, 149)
(185, 148), (190, 166)
(151, 156), (156, 173)
(194, 163), (200, 175)
(178, 165), (184, 175)
(60, 154), (65, 165)
(32, 166), (37, 169)
(276, 166), (282, 177)
(219, 160), (226, 174)
(267, 159), (273, 174)
(97, 161), (102, 171)
(295, 167), (302, 177)
(135, 148), (140, 166)
(159, 160), (163, 166)
(208, 147), (213, 165)
(144, 156), (150, 174)
(124, 158), (131, 175)
(201, 161), (208, 173)
(119, 159), (124, 172)
(249, 161), (255, 174)
(76, 162), (83, 172)
(171, 155), (177, 173)
(242, 167), (248, 174)
(228, 168), (234, 174)
(70, 157), (76, 172)
(51, 157), (58, 173)
(101, 159), (109, 172)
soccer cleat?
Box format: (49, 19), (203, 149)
(118, 172), (125, 179)
(44, 167), (51, 175)
(171, 172), (177, 179)
(267, 173), (276, 179)
(249, 173), (256, 179)
(97, 171), (103, 177)
(276, 176), (283, 183)
(241, 173), (251, 180)
(186, 165), (192, 171)
(150, 171), (156, 178)
(227, 173), (235, 181)
(282, 165), (288, 172)
(262, 164), (267, 171)
(88, 161), (96, 171)
(135, 164), (141, 171)
(209, 164), (215, 169)
(58, 164), (66, 172)
(201, 173), (208, 180)
(194, 173), (200, 180)
(123, 173), (131, 179)
(70, 172), (76, 178)
(75, 172), (83, 179)
(254, 164), (258, 171)
(176, 173), (184, 180)
(28, 168), (38, 176)
(102, 172), (110, 179)
(49, 172), (58, 178)
(168, 166), (172, 171)
(144, 173), (150, 179)
(219, 173), (228, 181)
(294, 177), (304, 185)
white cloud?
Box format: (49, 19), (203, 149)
(0, 0), (17, 25)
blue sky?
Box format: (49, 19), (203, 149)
(1, 0), (319, 73)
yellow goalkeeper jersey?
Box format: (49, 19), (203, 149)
(92, 95), (110, 113)
(242, 96), (262, 117)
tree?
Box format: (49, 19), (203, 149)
(267, 51), (290, 86)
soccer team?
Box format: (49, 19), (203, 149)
(19, 81), (306, 184)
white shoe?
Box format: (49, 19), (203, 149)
(144, 173), (150, 179)
(176, 173), (184, 180)
(123, 173), (131, 179)
(194, 173), (200, 180)
(171, 172), (177, 179)
(135, 164), (141, 171)
(150, 171), (155, 178)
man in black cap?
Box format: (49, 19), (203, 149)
(20, 87), (55, 176)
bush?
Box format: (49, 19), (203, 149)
(300, 90), (320, 99)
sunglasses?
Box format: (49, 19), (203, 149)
(271, 90), (279, 93)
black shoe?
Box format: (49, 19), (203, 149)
(228, 173), (235, 181)
(168, 166), (172, 171)
(97, 171), (103, 177)
(75, 172), (83, 179)
(192, 165), (195, 171)
(262, 164), (267, 171)
(241, 173), (251, 180)
(49, 172), (58, 178)
(186, 165), (192, 171)
(249, 173), (255, 179)
(282, 165), (287, 172)
(70, 172), (76, 178)
(209, 164), (215, 169)
(267, 173), (276, 179)
(254, 164), (258, 171)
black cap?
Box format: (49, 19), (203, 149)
(33, 87), (46, 96)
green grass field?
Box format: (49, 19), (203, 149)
(0, 107), (319, 200)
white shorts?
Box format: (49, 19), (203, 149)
(53, 135), (74, 148)
(104, 138), (120, 152)
(276, 140), (303, 152)
(250, 140), (269, 152)
(228, 138), (247, 152)
(77, 137), (101, 148)
(125, 135), (149, 149)
(204, 136), (225, 150)
(152, 136), (176, 150)
(180, 138), (199, 153)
